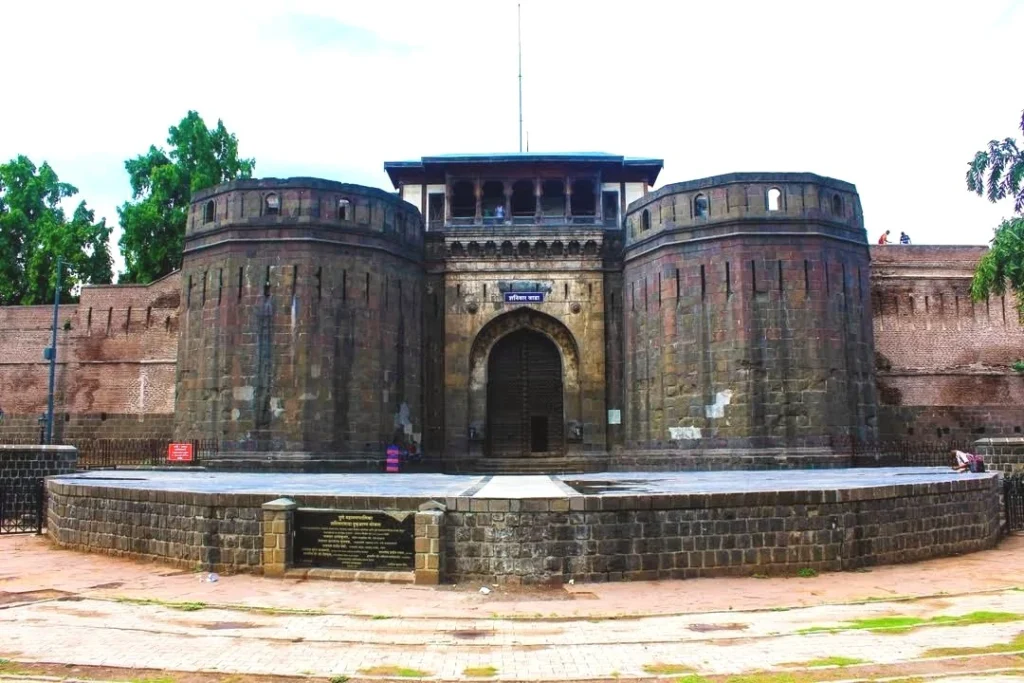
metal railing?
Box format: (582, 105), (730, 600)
(71, 438), (216, 469)
(841, 437), (974, 467)
(1005, 473), (1024, 532)
(0, 479), (45, 535)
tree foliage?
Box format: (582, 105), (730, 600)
(967, 109), (1024, 321)
(118, 111), (255, 284)
(0, 156), (112, 305)
(966, 110), (1024, 213)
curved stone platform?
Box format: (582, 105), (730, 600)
(46, 468), (1001, 584)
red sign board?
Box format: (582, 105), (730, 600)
(167, 443), (194, 462)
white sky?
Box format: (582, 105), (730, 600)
(1, 0), (1021, 278)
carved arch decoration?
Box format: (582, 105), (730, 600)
(467, 308), (582, 448)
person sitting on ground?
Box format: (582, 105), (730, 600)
(900, 231), (911, 244)
(952, 449), (985, 473)
(878, 230), (891, 244)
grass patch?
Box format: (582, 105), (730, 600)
(371, 615), (392, 620)
(463, 665), (498, 677)
(330, 677), (350, 683)
(113, 597), (206, 612)
(676, 676), (710, 683)
(358, 666), (430, 677)
(924, 632), (1024, 657)
(643, 663), (695, 675)
(796, 568), (818, 578)
(788, 656), (867, 668)
(800, 610), (1024, 634)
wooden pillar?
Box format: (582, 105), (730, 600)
(594, 177), (603, 224)
(503, 182), (512, 224)
(534, 178), (542, 221)
(445, 177), (453, 222)
(565, 176), (573, 221)
(474, 177), (482, 223)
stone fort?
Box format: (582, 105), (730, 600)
(0, 153), (1021, 472)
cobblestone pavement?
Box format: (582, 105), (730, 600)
(2, 535), (1024, 681)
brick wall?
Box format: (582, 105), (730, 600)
(0, 274), (179, 442)
(871, 246), (1024, 441)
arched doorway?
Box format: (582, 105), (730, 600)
(486, 329), (565, 457)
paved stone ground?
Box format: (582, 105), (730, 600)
(50, 467), (987, 497)
(3, 536), (1024, 681)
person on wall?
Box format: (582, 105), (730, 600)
(952, 449), (986, 473)
(877, 230), (891, 244)
(900, 231), (911, 244)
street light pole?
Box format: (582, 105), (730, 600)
(45, 256), (62, 445)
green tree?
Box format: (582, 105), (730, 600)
(0, 155), (112, 305)
(117, 111), (255, 283)
(967, 110), (1024, 320)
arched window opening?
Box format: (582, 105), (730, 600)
(831, 193), (843, 216)
(482, 181), (505, 219)
(337, 198), (350, 220)
(570, 178), (596, 217)
(511, 179), (534, 217)
(767, 188), (781, 212)
(641, 209), (651, 232)
(450, 181), (475, 218)
(203, 200), (215, 223)
(694, 193), (709, 218)
(541, 179), (565, 217)
(265, 193), (280, 216)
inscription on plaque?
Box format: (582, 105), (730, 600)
(294, 509), (415, 571)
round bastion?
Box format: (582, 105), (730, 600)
(174, 178), (424, 471)
(621, 173), (878, 460)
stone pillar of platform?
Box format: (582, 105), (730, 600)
(261, 497), (296, 577)
(414, 501), (446, 585)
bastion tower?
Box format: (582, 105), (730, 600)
(622, 173), (879, 459)
(174, 179), (424, 470)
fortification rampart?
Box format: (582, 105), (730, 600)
(870, 245), (1023, 440)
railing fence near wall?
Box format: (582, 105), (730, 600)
(0, 479), (45, 535)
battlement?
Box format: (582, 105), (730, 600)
(624, 172), (863, 247)
(186, 177), (423, 254)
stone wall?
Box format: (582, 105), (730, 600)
(444, 477), (1000, 584)
(1, 445), (77, 489)
(622, 173), (878, 453)
(976, 437), (1024, 475)
(46, 472), (1001, 582)
(871, 246), (1024, 441)
(175, 179), (424, 470)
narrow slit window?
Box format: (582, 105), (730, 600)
(218, 269), (223, 304)
(804, 260), (810, 293)
(778, 261), (784, 292)
(726, 262), (732, 297)
(291, 265), (298, 296)
(700, 265), (706, 300)
(238, 267), (244, 301)
(316, 267), (322, 300)
(675, 268), (681, 300)
(201, 272), (207, 305)
(342, 270), (347, 301)
(641, 209), (651, 232)
(366, 273), (370, 304)
(767, 188), (781, 211)
(203, 200), (215, 223)
(750, 260), (757, 293)
(264, 266), (271, 297)
(338, 198), (350, 220)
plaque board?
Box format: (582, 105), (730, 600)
(294, 509), (415, 571)
(607, 409), (621, 425)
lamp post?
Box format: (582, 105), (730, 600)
(44, 256), (62, 445)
